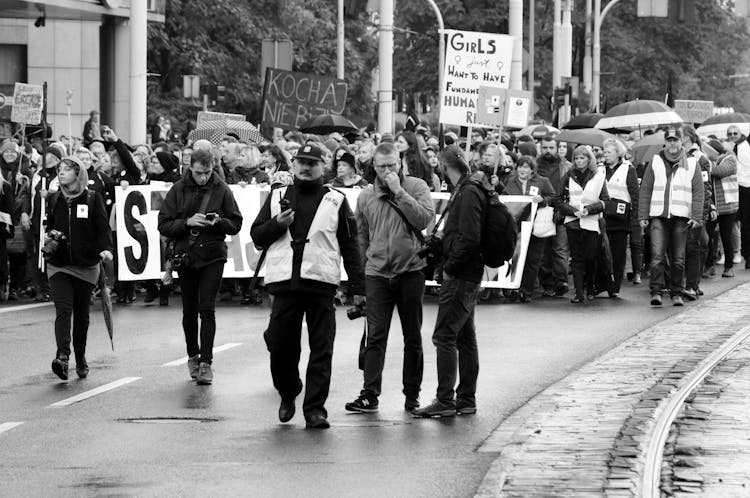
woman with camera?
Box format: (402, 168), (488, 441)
(157, 149), (242, 385)
(45, 156), (113, 380)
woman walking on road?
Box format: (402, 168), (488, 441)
(45, 156), (113, 381)
(555, 146), (609, 303)
(158, 149), (242, 385)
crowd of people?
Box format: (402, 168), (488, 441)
(0, 110), (748, 428)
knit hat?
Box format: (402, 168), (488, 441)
(518, 141), (538, 157)
(1, 140), (18, 154)
(324, 138), (339, 153)
(156, 151), (179, 172)
(381, 133), (395, 143)
(46, 143), (65, 161)
(440, 145), (470, 175)
(337, 152), (356, 170)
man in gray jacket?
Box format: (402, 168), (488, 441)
(345, 142), (435, 413)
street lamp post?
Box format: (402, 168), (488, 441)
(592, 0), (623, 111)
(337, 0), (345, 79)
(424, 0), (445, 116)
(377, 0), (394, 134)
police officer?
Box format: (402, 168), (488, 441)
(251, 143), (365, 429)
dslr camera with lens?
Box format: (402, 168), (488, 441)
(346, 301), (366, 320)
(42, 229), (67, 260)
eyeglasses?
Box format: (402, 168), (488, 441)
(727, 132), (739, 138)
(374, 162), (399, 170)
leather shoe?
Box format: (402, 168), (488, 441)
(278, 398), (295, 423)
(305, 413), (330, 429)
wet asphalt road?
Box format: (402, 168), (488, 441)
(1, 270), (749, 497)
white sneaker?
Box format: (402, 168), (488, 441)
(717, 255), (725, 265)
(733, 253), (742, 264)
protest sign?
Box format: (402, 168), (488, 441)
(261, 68), (348, 130)
(440, 30), (515, 128)
(11, 82), (43, 125)
(196, 111), (246, 126)
(114, 186), (535, 289)
(674, 100), (714, 124)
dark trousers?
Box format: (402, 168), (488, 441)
(265, 293), (336, 418)
(49, 272), (95, 361)
(607, 230), (628, 293)
(706, 213), (737, 269)
(0, 239), (7, 290)
(566, 227), (600, 299)
(177, 261), (224, 364)
(649, 217), (688, 296)
(362, 271), (425, 399)
(8, 251), (26, 292)
(739, 186), (750, 260)
(539, 224), (569, 291)
(630, 225), (644, 274)
(685, 225), (709, 290)
(433, 274), (480, 407)
(520, 235), (546, 295)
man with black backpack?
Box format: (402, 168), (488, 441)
(413, 145), (494, 418)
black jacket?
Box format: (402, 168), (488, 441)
(250, 179), (365, 296)
(113, 139), (146, 186)
(0, 155), (31, 222)
(0, 182), (13, 239)
(87, 167), (116, 215)
(45, 190), (113, 268)
(157, 171), (243, 269)
(442, 177), (486, 283)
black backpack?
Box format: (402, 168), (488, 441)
(479, 188), (517, 268)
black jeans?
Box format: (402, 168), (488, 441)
(685, 225), (709, 291)
(520, 235), (546, 295)
(630, 225), (644, 274)
(566, 227), (600, 298)
(739, 186), (750, 261)
(8, 251), (26, 292)
(177, 260), (224, 364)
(433, 273), (480, 408)
(649, 217), (688, 296)
(706, 213), (737, 269)
(361, 271), (425, 400)
(265, 292), (336, 419)
(607, 230), (628, 294)
(0, 238), (7, 291)
(49, 272), (95, 361)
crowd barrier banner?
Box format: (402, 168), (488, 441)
(115, 186), (537, 289)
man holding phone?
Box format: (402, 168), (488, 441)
(251, 143), (365, 429)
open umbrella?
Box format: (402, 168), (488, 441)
(518, 124), (560, 139)
(98, 261), (114, 351)
(562, 113), (604, 130)
(556, 128), (617, 148)
(630, 132), (665, 164)
(299, 114), (359, 135)
(187, 119), (263, 145)
(596, 100), (683, 131)
(697, 112), (750, 138)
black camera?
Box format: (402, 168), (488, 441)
(279, 198), (291, 211)
(42, 229), (67, 260)
(347, 302), (366, 320)
(417, 235), (443, 262)
(171, 250), (190, 270)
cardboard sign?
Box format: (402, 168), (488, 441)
(476, 87), (533, 129)
(11, 82), (43, 125)
(440, 30), (515, 128)
(261, 68), (348, 130)
(674, 100), (714, 124)
(196, 111), (246, 126)
(113, 186), (537, 289)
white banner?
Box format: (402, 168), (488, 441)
(440, 30), (515, 128)
(114, 186), (537, 289)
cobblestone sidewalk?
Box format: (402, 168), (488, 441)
(476, 283), (750, 498)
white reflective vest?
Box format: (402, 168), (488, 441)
(564, 170), (606, 233)
(606, 162), (631, 203)
(264, 186), (345, 286)
(649, 154), (697, 219)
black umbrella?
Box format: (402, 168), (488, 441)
(299, 114), (359, 135)
(562, 113), (604, 130)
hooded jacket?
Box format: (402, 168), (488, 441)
(355, 174), (434, 278)
(0, 153), (32, 223)
(45, 160), (113, 268)
(157, 170), (243, 269)
(441, 176), (486, 283)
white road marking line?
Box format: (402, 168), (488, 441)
(161, 342), (243, 367)
(0, 422), (24, 435)
(48, 377), (141, 407)
(0, 302), (52, 314)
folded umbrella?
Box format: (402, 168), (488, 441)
(299, 114), (359, 135)
(98, 261), (114, 351)
(556, 128), (617, 148)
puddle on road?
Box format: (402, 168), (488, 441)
(118, 417), (221, 424)
(335, 419), (413, 427)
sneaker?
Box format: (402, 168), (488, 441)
(702, 266), (714, 279)
(733, 253), (742, 264)
(411, 399), (456, 418)
(196, 362), (213, 385)
(717, 255), (725, 265)
(456, 404), (477, 416)
(345, 394), (379, 413)
(187, 355), (200, 379)
(722, 268), (735, 278)
(650, 294), (663, 306)
(632, 273), (642, 285)
(405, 397), (420, 412)
(51, 356), (69, 381)
(555, 283), (569, 296)
(681, 289), (698, 302)
(672, 295), (684, 307)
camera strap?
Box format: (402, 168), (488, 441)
(385, 192), (454, 244)
(186, 187), (214, 250)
